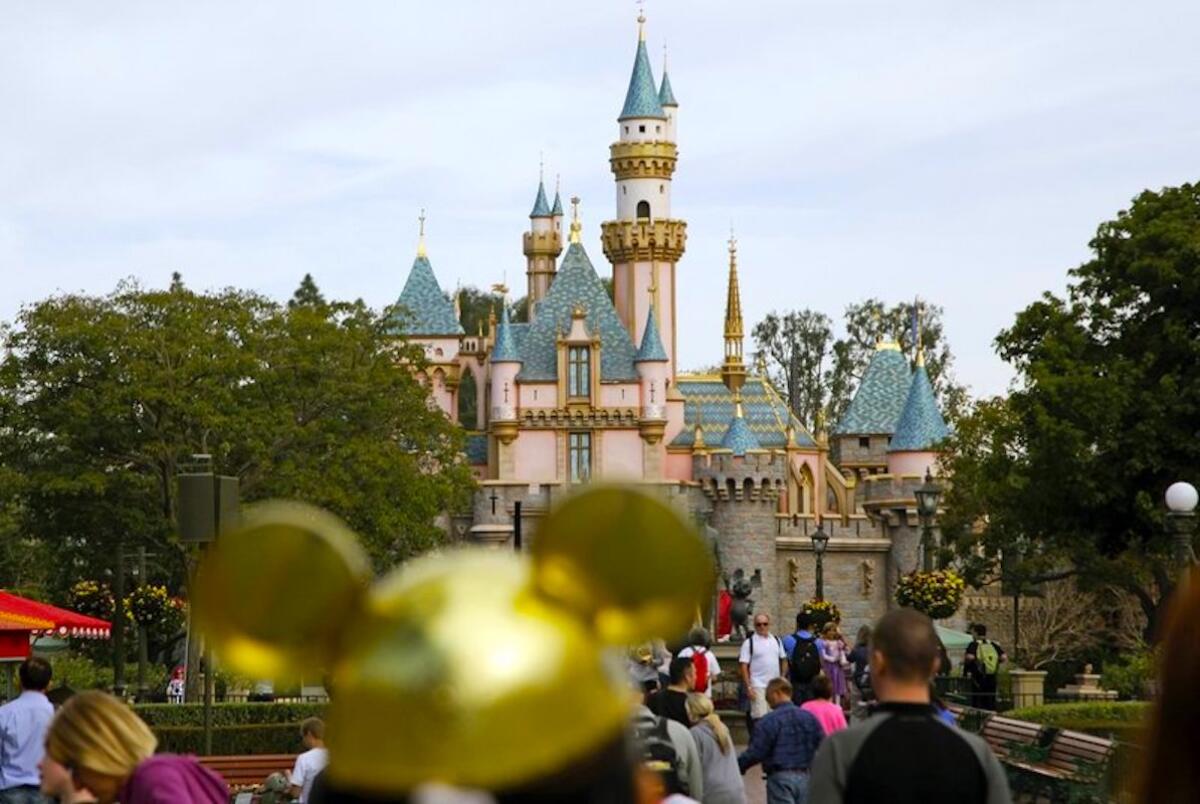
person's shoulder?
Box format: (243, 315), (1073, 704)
(677, 646), (694, 658)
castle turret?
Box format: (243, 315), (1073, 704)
(886, 347), (949, 478)
(659, 47), (678, 142)
(720, 233), (747, 394)
(832, 335), (912, 477)
(488, 303), (522, 468)
(524, 169), (562, 311)
(635, 305), (669, 451)
(602, 10), (686, 376)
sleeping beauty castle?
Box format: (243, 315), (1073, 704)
(391, 13), (951, 632)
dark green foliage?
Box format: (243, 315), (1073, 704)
(153, 724), (305, 756)
(133, 702), (326, 727)
(940, 184), (1200, 638)
(0, 275), (476, 595)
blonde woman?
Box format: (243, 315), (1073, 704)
(685, 693), (747, 804)
(42, 691), (227, 804)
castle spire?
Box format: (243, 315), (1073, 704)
(912, 297), (925, 367)
(569, 196), (583, 244)
(551, 174), (564, 217)
(620, 6), (666, 121)
(659, 43), (678, 108)
(416, 208), (427, 258)
(720, 230), (746, 393)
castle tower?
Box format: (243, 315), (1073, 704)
(635, 304), (670, 474)
(601, 11), (687, 377)
(488, 302), (522, 477)
(524, 168), (563, 312)
(721, 233), (747, 394)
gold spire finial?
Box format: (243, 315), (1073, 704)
(914, 297), (926, 367)
(555, 172), (560, 195)
(721, 227), (746, 394)
(663, 41), (669, 71)
(416, 208), (427, 257)
(733, 389), (745, 419)
(539, 151), (544, 183)
(569, 195), (582, 244)
(637, 0), (646, 41)
(453, 281), (462, 321)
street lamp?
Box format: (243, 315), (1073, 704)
(1166, 481), (1198, 571)
(914, 469), (942, 571)
(811, 524), (830, 601)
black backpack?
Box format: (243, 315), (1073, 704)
(789, 633), (822, 684)
(633, 712), (684, 795)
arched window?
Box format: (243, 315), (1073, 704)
(636, 200), (651, 219)
(458, 370), (478, 429)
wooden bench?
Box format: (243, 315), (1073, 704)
(980, 715), (1042, 761)
(1009, 728), (1115, 798)
(198, 754), (298, 791)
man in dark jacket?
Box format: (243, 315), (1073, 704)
(808, 609), (1011, 804)
(737, 677), (825, 804)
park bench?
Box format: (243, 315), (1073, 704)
(1006, 728), (1115, 801)
(198, 754), (297, 792)
(980, 715), (1043, 761)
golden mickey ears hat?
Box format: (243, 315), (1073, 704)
(192, 486), (714, 796)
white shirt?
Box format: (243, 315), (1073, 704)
(676, 646), (722, 698)
(290, 747), (328, 804)
(738, 633), (786, 689)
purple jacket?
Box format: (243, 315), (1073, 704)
(118, 754), (228, 804)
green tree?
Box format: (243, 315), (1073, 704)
(939, 183), (1200, 638)
(0, 276), (475, 602)
(752, 299), (967, 432)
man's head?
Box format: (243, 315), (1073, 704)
(795, 612), (812, 631)
(765, 677), (792, 708)
(19, 657), (52, 692)
(686, 627), (710, 649)
(667, 656), (696, 690)
(753, 614), (771, 635)
(300, 717), (325, 749)
(974, 623), (988, 638)
(870, 609), (940, 699)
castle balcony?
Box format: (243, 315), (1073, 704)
(859, 472), (947, 526)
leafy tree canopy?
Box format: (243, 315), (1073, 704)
(752, 299), (967, 433)
(0, 274), (475, 600)
(939, 183), (1200, 635)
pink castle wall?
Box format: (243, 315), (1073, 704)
(512, 431), (558, 482)
(886, 451), (937, 478)
(600, 430), (643, 479)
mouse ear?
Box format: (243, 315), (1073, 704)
(191, 501), (372, 680)
(530, 485), (715, 646)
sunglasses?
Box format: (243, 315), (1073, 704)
(754, 621), (769, 627)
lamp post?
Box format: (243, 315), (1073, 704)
(811, 524), (830, 601)
(914, 469), (943, 572)
(1166, 481), (1198, 573)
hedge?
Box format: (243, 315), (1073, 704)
(133, 702), (326, 728)
(154, 724), (304, 756)
(1007, 701), (1150, 728)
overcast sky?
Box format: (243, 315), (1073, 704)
(3, 1), (1198, 398)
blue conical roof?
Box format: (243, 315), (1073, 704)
(635, 307), (669, 362)
(551, 189), (564, 216)
(833, 345), (912, 435)
(491, 305), (521, 363)
(721, 408), (760, 456)
(620, 39), (667, 121)
(392, 254), (464, 336)
(889, 362), (950, 452)
(659, 71), (678, 107)
(530, 180), (551, 218)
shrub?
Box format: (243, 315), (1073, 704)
(48, 654), (169, 695)
(153, 723), (305, 756)
(133, 702), (326, 728)
(1101, 651), (1155, 700)
(1007, 701), (1150, 728)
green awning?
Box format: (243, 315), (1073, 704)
(935, 625), (974, 651)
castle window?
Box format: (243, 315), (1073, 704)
(636, 200), (650, 219)
(568, 346), (590, 398)
(859, 436), (870, 449)
(659, 184), (664, 193)
(656, 125), (661, 134)
(638, 124), (646, 133)
(569, 432), (591, 483)
(624, 125), (629, 134)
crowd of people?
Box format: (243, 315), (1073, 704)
(0, 657), (328, 804)
(4, 583), (1200, 803)
(628, 609), (1012, 804)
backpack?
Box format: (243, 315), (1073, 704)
(634, 713), (684, 795)
(789, 634), (822, 684)
(977, 640), (1000, 676)
(689, 648), (710, 694)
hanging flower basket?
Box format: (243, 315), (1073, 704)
(800, 599), (842, 629)
(895, 570), (965, 620)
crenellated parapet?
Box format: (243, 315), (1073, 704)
(609, 141), (678, 180)
(600, 219), (687, 264)
(692, 449), (787, 503)
(522, 229), (563, 259)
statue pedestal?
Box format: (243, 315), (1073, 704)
(1057, 673), (1118, 701)
(1009, 670), (1047, 709)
